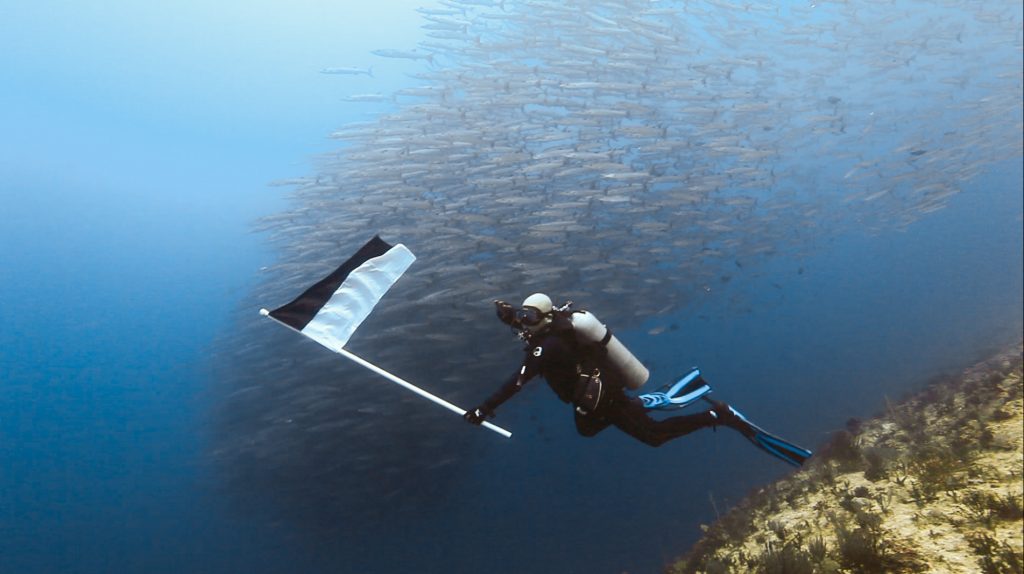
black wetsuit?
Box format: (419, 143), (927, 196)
(479, 317), (717, 447)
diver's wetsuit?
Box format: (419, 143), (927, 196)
(479, 318), (717, 447)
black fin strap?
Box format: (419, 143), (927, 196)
(600, 328), (613, 346)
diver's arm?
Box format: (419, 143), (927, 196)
(465, 350), (541, 423)
(464, 372), (525, 425)
(481, 367), (530, 414)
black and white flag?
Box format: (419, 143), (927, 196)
(259, 235), (511, 438)
(264, 235), (416, 351)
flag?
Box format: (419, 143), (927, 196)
(260, 235), (512, 438)
(265, 235), (416, 352)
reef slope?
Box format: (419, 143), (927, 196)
(671, 343), (1023, 574)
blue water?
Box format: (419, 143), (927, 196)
(2, 2), (1022, 573)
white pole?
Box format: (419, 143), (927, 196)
(336, 347), (512, 438)
(260, 309), (512, 438)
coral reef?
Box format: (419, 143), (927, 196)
(670, 343), (1023, 574)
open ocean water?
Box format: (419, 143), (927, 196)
(2, 1), (1021, 573)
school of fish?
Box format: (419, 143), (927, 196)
(210, 0), (1023, 524)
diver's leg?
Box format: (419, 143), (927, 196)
(608, 398), (717, 447)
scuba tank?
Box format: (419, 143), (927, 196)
(570, 310), (650, 390)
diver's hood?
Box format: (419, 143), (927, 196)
(520, 292), (553, 332)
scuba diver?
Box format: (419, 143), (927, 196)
(463, 293), (812, 466)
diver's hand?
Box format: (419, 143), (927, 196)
(494, 300), (515, 325)
(463, 407), (488, 425)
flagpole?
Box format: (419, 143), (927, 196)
(336, 347), (512, 438)
(260, 309), (512, 438)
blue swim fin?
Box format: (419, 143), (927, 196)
(750, 428), (813, 467)
(723, 404), (813, 467)
(641, 369), (813, 467)
(640, 368), (711, 410)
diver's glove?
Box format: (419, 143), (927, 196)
(463, 407), (490, 425)
(494, 300), (516, 326)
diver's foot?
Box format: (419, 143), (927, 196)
(709, 401), (755, 437)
